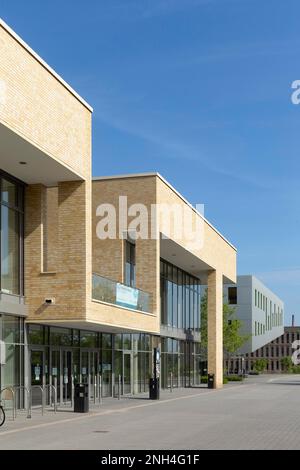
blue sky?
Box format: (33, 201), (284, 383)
(2, 0), (300, 322)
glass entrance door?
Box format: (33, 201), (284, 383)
(80, 350), (100, 401)
(31, 349), (45, 406)
(51, 349), (61, 403)
(62, 350), (72, 403)
(89, 351), (100, 402)
(123, 352), (132, 395)
(50, 349), (73, 405)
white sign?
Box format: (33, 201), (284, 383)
(0, 340), (6, 365)
(116, 283), (138, 309)
(34, 366), (41, 381)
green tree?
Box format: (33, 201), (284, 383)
(281, 356), (293, 373)
(253, 359), (268, 373)
(200, 289), (249, 372)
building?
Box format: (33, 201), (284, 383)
(0, 17), (236, 404)
(244, 319), (299, 373)
(224, 275), (284, 357)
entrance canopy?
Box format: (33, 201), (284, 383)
(0, 122), (84, 186)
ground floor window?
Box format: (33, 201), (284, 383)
(114, 333), (152, 396)
(2, 324), (204, 405)
(160, 338), (202, 388)
(0, 314), (25, 391)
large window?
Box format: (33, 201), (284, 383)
(160, 259), (201, 332)
(0, 173), (24, 295)
(0, 314), (25, 390)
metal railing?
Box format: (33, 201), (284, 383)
(92, 273), (151, 313)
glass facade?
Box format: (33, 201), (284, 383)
(28, 325), (114, 402)
(160, 259), (201, 332)
(161, 338), (202, 388)
(0, 314), (25, 390)
(26, 322), (206, 400)
(28, 326), (154, 402)
(0, 173), (24, 296)
(114, 333), (152, 395)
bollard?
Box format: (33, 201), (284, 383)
(170, 372), (173, 393)
(99, 375), (103, 405)
(118, 375), (121, 400)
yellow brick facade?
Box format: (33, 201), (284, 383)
(0, 20), (92, 180)
(92, 175), (237, 387)
(0, 18), (237, 390)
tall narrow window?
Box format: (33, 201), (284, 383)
(42, 186), (58, 273)
(125, 241), (136, 287)
(228, 287), (237, 304)
(0, 175), (24, 295)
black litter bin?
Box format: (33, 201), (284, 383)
(149, 378), (160, 400)
(207, 374), (215, 389)
(74, 383), (89, 413)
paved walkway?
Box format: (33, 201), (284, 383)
(1, 375), (300, 449)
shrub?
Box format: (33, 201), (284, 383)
(227, 375), (243, 381)
(253, 358), (268, 373)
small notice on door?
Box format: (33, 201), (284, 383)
(34, 366), (41, 381)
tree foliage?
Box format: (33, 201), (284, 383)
(253, 359), (268, 373)
(280, 356), (293, 372)
(200, 289), (249, 356)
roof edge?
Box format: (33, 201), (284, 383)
(93, 172), (237, 252)
(0, 17), (93, 112)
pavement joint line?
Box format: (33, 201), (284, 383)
(0, 384), (246, 438)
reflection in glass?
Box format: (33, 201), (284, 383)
(1, 206), (20, 294)
(1, 179), (16, 206)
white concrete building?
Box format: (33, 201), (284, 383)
(224, 275), (284, 354)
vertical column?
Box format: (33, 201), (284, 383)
(57, 180), (90, 320)
(207, 270), (223, 388)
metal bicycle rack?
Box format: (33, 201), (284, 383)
(12, 386), (31, 419)
(30, 385), (44, 416)
(99, 375), (103, 405)
(44, 384), (57, 413)
(0, 384), (59, 421)
(0, 387), (16, 420)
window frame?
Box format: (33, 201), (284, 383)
(0, 170), (25, 296)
